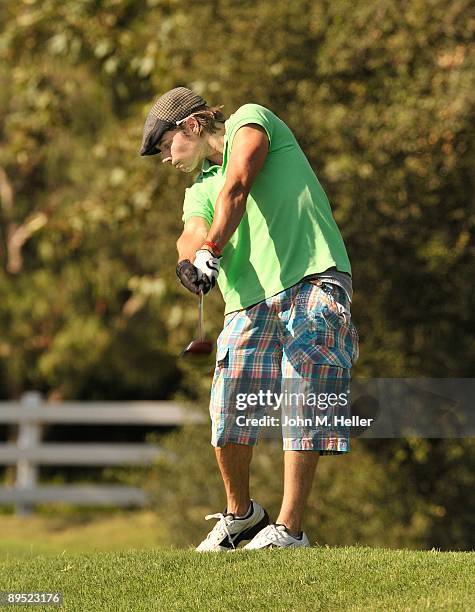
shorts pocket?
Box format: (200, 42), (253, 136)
(216, 345), (229, 369)
(215, 345), (257, 371)
(304, 305), (358, 368)
(311, 307), (337, 347)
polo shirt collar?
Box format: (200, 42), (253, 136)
(201, 158), (221, 175)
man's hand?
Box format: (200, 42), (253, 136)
(176, 250), (221, 295)
(176, 259), (202, 295)
(193, 249), (221, 293)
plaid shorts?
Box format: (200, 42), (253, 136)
(209, 279), (359, 452)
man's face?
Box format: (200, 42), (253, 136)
(158, 120), (204, 173)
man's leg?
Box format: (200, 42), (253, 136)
(215, 442), (253, 516)
(275, 450), (320, 536)
(196, 441), (269, 551)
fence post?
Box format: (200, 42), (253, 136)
(15, 391), (42, 516)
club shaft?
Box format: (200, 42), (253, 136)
(198, 290), (204, 340)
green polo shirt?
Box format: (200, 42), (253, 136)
(182, 103), (352, 315)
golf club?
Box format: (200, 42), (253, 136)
(179, 289), (214, 357)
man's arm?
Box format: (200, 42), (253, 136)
(204, 124), (269, 251)
(176, 216), (210, 262)
(176, 125), (268, 295)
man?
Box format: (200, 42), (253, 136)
(140, 86), (359, 550)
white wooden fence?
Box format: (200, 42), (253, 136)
(0, 392), (205, 514)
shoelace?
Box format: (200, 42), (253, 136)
(252, 524), (286, 546)
(204, 512), (236, 549)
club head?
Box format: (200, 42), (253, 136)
(179, 290), (214, 360)
(179, 339), (214, 358)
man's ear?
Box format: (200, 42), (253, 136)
(185, 116), (200, 135)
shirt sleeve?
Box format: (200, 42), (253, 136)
(226, 104), (274, 154)
(181, 184), (214, 226)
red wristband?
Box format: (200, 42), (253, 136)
(203, 241), (222, 257)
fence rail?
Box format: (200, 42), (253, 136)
(0, 485), (148, 506)
(0, 392), (205, 514)
(0, 443), (165, 465)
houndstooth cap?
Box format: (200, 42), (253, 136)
(139, 87), (207, 156)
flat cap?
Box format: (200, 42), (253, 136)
(139, 87), (207, 156)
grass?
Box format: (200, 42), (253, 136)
(0, 511), (166, 555)
(1, 545), (473, 611)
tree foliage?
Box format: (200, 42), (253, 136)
(0, 0), (473, 547)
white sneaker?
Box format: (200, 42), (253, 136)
(242, 523), (310, 549)
(195, 499), (270, 552)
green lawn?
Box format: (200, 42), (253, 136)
(0, 511), (166, 555)
(1, 546), (473, 611)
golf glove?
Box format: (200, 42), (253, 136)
(176, 259), (202, 295)
(176, 250), (220, 295)
(193, 249), (221, 294)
